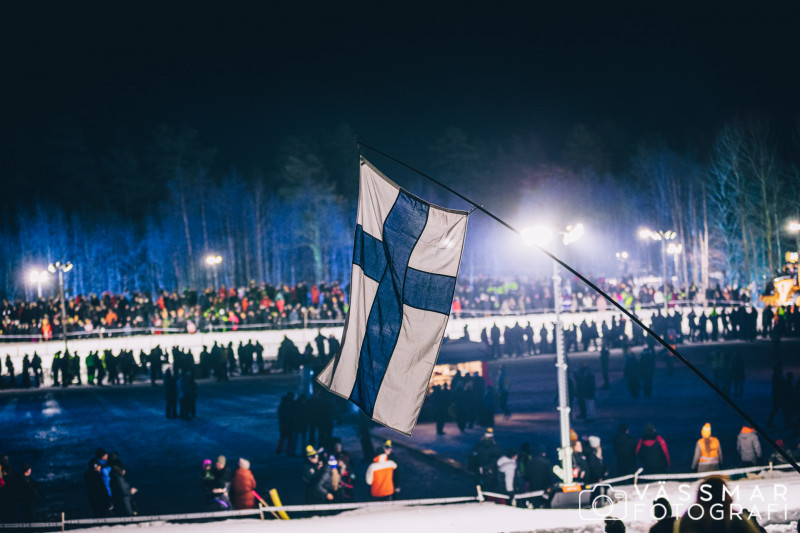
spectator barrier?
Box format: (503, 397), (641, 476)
(1, 299), (754, 344)
(509, 463), (795, 506)
(1, 463), (793, 529)
(0, 494), (481, 529)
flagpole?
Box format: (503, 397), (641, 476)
(553, 261), (573, 485)
(355, 141), (800, 475)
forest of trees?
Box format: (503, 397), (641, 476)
(2, 116), (799, 301)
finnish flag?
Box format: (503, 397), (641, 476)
(316, 158), (469, 435)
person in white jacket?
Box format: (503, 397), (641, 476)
(496, 448), (518, 496)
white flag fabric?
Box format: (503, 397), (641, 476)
(316, 158), (469, 435)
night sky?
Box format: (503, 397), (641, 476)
(3, 1), (800, 194)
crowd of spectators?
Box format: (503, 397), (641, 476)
(1, 276), (754, 341)
(0, 282), (347, 341)
(452, 276), (753, 317)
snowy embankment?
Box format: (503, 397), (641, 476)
(70, 471), (798, 533)
(2, 305), (726, 370)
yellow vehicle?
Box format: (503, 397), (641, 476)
(760, 252), (800, 307)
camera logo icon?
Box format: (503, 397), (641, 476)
(578, 484), (627, 521)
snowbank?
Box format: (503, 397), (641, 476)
(70, 472), (799, 533)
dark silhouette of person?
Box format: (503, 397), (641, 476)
(613, 423), (637, 476)
(164, 368), (178, 419)
(85, 459), (111, 517)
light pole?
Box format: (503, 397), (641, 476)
(667, 242), (683, 291)
(28, 269), (49, 299)
(639, 228), (676, 313)
(47, 261), (73, 353)
(787, 221), (800, 285)
(205, 255), (222, 289)
(522, 222), (584, 486)
(615, 250), (629, 274)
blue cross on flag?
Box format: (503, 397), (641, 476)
(316, 158), (469, 435)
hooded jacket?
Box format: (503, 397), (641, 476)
(231, 467), (256, 509)
(692, 423), (722, 472)
(635, 427), (671, 474)
(365, 453), (397, 498)
(496, 455), (517, 493)
(736, 427), (761, 464)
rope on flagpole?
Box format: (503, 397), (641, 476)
(354, 141), (800, 476)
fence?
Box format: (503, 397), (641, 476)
(507, 462), (796, 507)
(0, 494), (481, 530)
(1, 463), (794, 530)
(0, 299), (755, 345)
(0, 319), (346, 344)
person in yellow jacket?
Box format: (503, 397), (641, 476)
(365, 440), (397, 500)
(691, 423), (723, 473)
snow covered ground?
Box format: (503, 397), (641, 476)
(2, 305), (726, 369)
(68, 471), (799, 533)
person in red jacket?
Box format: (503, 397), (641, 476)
(366, 440), (397, 500)
(231, 458), (256, 509)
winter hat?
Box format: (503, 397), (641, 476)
(701, 423), (711, 439)
(741, 426), (755, 434)
(383, 440), (392, 451)
(328, 456), (338, 469)
(239, 458), (250, 470)
(588, 436), (601, 449)
(306, 445), (318, 457)
(216, 455), (226, 467)
(203, 459), (212, 467)
(569, 429), (578, 443)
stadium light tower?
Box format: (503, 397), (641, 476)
(205, 255), (222, 289)
(28, 269), (50, 299)
(522, 222), (584, 487)
(47, 261), (73, 353)
(639, 228), (676, 313)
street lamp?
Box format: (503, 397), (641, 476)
(47, 261), (73, 353)
(639, 228), (677, 313)
(787, 221), (800, 285)
(667, 242), (683, 289)
(28, 269), (50, 299)
(615, 251), (629, 274)
(788, 220), (800, 257)
(522, 222), (584, 486)
(205, 255), (222, 289)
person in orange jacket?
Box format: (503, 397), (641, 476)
(691, 423), (723, 473)
(365, 440), (397, 500)
(231, 458), (256, 509)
